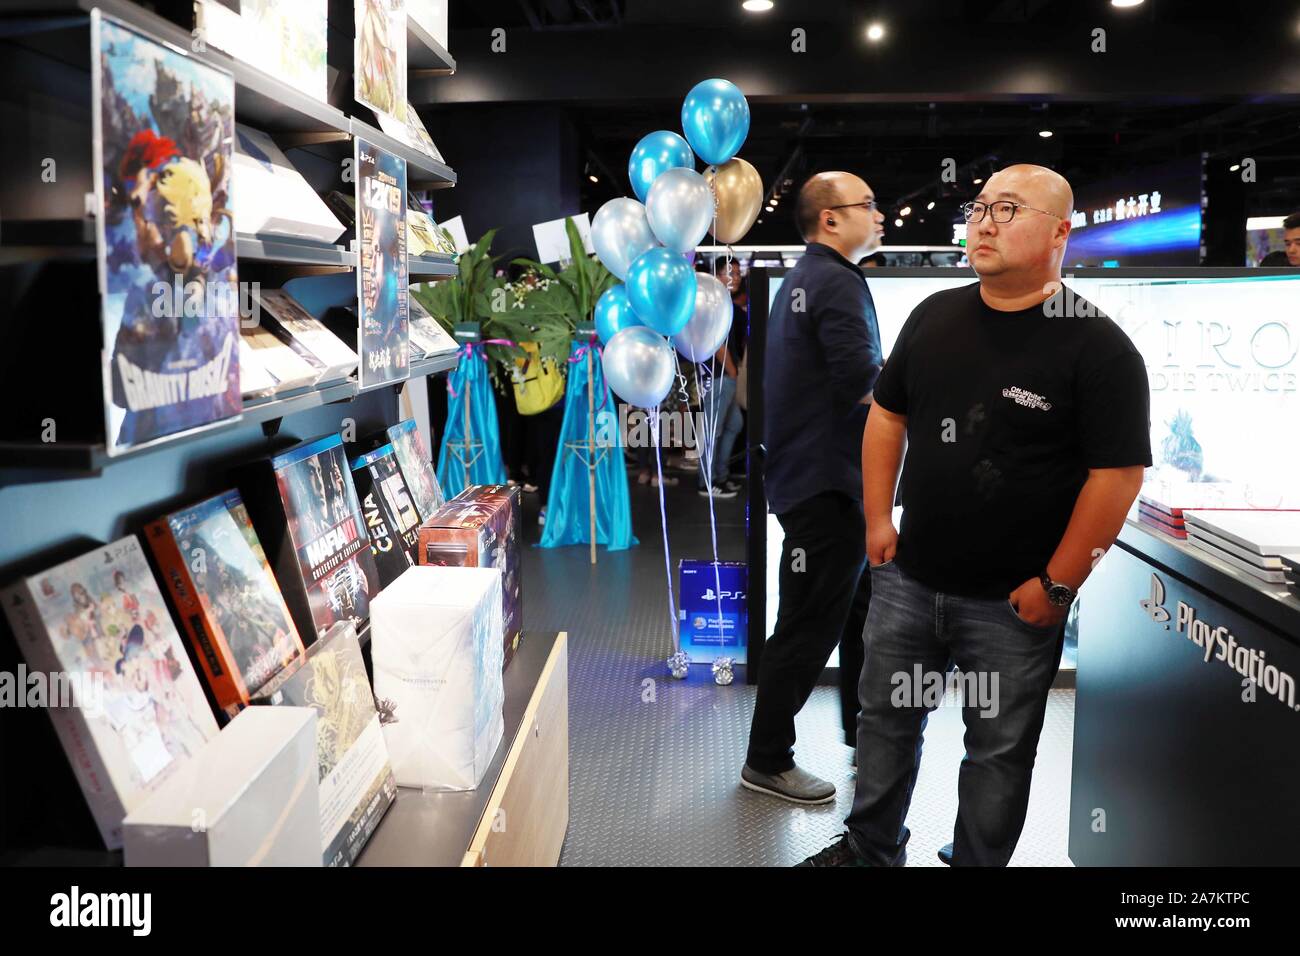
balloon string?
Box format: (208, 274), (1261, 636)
(698, 356), (726, 653)
(650, 412), (679, 648)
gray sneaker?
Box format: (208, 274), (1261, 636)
(740, 763), (835, 805)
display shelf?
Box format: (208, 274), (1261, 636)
(407, 16), (456, 75)
(7, 0), (355, 137)
(1118, 519), (1300, 642)
(409, 253), (458, 277)
(348, 118), (458, 189)
(356, 631), (565, 867)
(236, 233), (356, 268)
(409, 350), (460, 379)
(0, 348), (459, 480)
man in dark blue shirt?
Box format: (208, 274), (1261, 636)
(742, 172), (885, 804)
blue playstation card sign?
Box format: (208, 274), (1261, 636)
(678, 560), (747, 664)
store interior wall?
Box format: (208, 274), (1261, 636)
(421, 105), (582, 263)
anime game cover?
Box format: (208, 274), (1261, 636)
(196, 0), (328, 103)
(354, 138), (409, 390)
(147, 490), (305, 718)
(387, 418), (445, 520)
(0, 537), (219, 849)
(271, 434), (379, 639)
(376, 98), (445, 163)
(92, 12), (242, 456)
(352, 444), (420, 583)
(354, 0), (407, 122)
(250, 624), (395, 866)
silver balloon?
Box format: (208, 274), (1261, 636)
(591, 197), (660, 281)
(672, 272), (733, 363)
(645, 167), (714, 254)
(602, 326), (676, 409)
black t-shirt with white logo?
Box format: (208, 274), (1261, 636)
(873, 282), (1152, 598)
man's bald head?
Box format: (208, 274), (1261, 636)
(968, 164), (1074, 292)
(796, 172), (848, 241)
(794, 171), (884, 260)
(981, 164), (1074, 219)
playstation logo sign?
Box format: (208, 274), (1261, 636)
(702, 588), (745, 603)
(1140, 573), (1172, 628)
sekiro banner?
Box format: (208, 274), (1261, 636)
(91, 12), (243, 455)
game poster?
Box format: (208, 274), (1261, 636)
(1, 537), (219, 848)
(387, 418), (445, 520)
(354, 138), (409, 390)
(271, 435), (378, 638)
(159, 491), (305, 706)
(92, 12), (242, 456)
(354, 0), (407, 122)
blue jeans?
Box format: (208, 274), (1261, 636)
(845, 561), (1064, 866)
(698, 374), (743, 488)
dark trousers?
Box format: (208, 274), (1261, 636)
(747, 491), (866, 774)
(838, 569), (872, 745)
(845, 562), (1064, 866)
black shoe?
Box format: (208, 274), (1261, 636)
(796, 834), (868, 867)
(722, 478), (743, 493)
(938, 842), (953, 866)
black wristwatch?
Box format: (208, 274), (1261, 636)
(1039, 572), (1077, 607)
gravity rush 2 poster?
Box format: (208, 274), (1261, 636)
(354, 138), (409, 390)
(93, 12), (241, 456)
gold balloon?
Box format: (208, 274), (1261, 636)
(705, 157), (763, 244)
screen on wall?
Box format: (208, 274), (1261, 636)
(769, 269), (1299, 492)
(1063, 157), (1205, 267)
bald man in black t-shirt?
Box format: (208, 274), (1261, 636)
(800, 165), (1152, 867)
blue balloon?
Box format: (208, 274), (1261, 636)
(628, 131), (695, 203)
(594, 285), (643, 344)
(625, 248), (697, 337)
(681, 78), (750, 167)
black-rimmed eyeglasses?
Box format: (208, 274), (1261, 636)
(962, 200), (1063, 224)
(829, 200), (880, 213)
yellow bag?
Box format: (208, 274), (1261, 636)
(512, 342), (564, 415)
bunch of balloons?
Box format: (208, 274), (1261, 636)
(593, 78), (761, 409)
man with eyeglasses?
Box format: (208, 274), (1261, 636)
(742, 171), (885, 805)
(800, 164), (1151, 866)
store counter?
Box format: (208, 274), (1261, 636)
(1070, 520), (1300, 865)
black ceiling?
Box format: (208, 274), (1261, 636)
(428, 0), (1300, 245)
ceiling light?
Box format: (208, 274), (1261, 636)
(742, 0), (774, 11)
(588, 174), (599, 183)
(893, 218), (903, 227)
(899, 206), (912, 216)
(1110, 0), (1144, 7)
(866, 23), (885, 41)
(1229, 163), (1241, 172)
(1038, 129), (1053, 138)
(973, 177), (983, 184)
(926, 201), (936, 210)
(770, 197), (779, 205)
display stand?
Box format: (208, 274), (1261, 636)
(0, 0), (479, 862)
(558, 343), (611, 566)
(357, 631), (569, 867)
